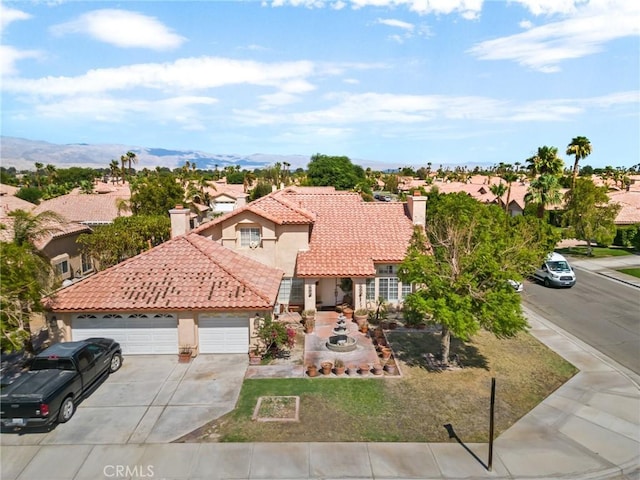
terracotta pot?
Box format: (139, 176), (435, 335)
(249, 353), (262, 365)
(354, 314), (368, 326)
(360, 323), (369, 334)
(343, 308), (353, 320)
(321, 362), (333, 375)
(372, 364), (384, 375)
(359, 364), (370, 375)
(307, 365), (318, 377)
(334, 365), (346, 376)
(381, 347), (392, 360)
(178, 353), (192, 363)
(347, 366), (359, 376)
(385, 363), (397, 375)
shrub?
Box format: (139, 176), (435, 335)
(255, 314), (294, 355)
(613, 225), (639, 248)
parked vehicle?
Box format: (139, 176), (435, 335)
(0, 338), (122, 428)
(532, 252), (576, 288)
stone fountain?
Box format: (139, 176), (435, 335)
(326, 314), (358, 352)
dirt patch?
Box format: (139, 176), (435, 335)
(252, 396), (300, 422)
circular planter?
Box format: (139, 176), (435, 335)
(372, 364), (384, 375)
(347, 366), (359, 376)
(321, 362), (333, 375)
(334, 365), (346, 376)
(307, 365), (318, 377)
(359, 364), (370, 376)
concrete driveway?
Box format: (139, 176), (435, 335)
(0, 354), (247, 446)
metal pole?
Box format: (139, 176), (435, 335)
(488, 377), (496, 471)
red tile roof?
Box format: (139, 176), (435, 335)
(275, 189), (414, 277)
(608, 190), (640, 225)
(47, 234), (283, 312)
(33, 186), (131, 224)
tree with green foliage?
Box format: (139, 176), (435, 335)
(306, 154), (365, 190)
(15, 186), (42, 204)
(525, 174), (563, 219)
(563, 178), (621, 256)
(77, 215), (170, 270)
(129, 173), (185, 216)
(526, 146), (564, 177)
(0, 242), (54, 352)
(566, 136), (592, 188)
(250, 180), (273, 201)
(399, 192), (556, 366)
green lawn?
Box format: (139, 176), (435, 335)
(618, 268), (640, 279)
(556, 245), (636, 257)
(178, 330), (577, 444)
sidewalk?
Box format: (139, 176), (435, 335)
(569, 254), (640, 288)
(3, 306), (638, 480)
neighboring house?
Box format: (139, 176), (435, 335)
(46, 233), (283, 355)
(32, 182), (131, 226)
(206, 181), (248, 215)
(608, 189), (640, 226)
(0, 185), (93, 283)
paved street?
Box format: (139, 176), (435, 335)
(523, 254), (640, 374)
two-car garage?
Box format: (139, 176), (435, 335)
(71, 312), (249, 355)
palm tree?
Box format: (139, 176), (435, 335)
(34, 162), (44, 188)
(45, 164), (57, 185)
(525, 175), (562, 218)
(109, 159), (120, 184)
(8, 209), (65, 249)
(526, 146), (564, 177)
(122, 151), (138, 182)
(501, 171), (519, 215)
(566, 136), (592, 188)
(489, 182), (507, 201)
(243, 171), (256, 193)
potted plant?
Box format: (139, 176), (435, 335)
(347, 365), (359, 376)
(303, 315), (315, 334)
(380, 346), (392, 360)
(359, 321), (369, 334)
(372, 363), (384, 375)
(385, 361), (398, 375)
(334, 358), (346, 375)
(307, 364), (318, 377)
(359, 363), (370, 376)
(321, 360), (333, 375)
(354, 308), (368, 327)
(178, 345), (193, 363)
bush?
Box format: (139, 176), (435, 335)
(613, 224), (639, 248)
(255, 314), (294, 356)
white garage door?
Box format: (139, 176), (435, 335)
(199, 314), (249, 354)
(72, 313), (178, 355)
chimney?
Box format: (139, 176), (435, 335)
(235, 193), (248, 209)
(407, 191), (427, 228)
(169, 204), (191, 238)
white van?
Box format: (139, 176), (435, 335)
(533, 252), (576, 288)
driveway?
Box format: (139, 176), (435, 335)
(0, 354), (247, 446)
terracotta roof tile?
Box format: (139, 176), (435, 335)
(609, 190), (640, 225)
(33, 186), (131, 224)
(47, 234), (283, 312)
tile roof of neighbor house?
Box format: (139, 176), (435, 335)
(33, 184), (131, 224)
(608, 190), (640, 225)
(272, 188), (414, 277)
(0, 184), (20, 196)
(0, 193), (36, 214)
(33, 222), (92, 250)
(47, 233), (284, 313)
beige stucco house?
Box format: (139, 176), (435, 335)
(46, 187), (427, 357)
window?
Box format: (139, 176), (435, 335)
(379, 277), (398, 301)
(54, 260), (69, 277)
(401, 282), (412, 299)
(240, 227), (261, 247)
(278, 277), (304, 304)
(366, 278), (376, 301)
(81, 253), (93, 274)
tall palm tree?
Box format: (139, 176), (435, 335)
(489, 182), (507, 202)
(45, 164), (57, 185)
(566, 136), (592, 188)
(34, 162), (44, 188)
(525, 175), (562, 218)
(501, 171), (519, 214)
(109, 159), (120, 184)
(122, 151), (138, 181)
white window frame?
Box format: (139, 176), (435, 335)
(81, 252), (93, 275)
(366, 278), (376, 301)
(379, 277), (399, 302)
(240, 227), (261, 248)
(278, 277), (304, 305)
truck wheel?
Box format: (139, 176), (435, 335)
(109, 353), (122, 373)
(544, 278), (551, 288)
(58, 397), (75, 423)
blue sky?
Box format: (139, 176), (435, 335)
(1, 0), (638, 170)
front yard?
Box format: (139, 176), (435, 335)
(178, 329), (577, 443)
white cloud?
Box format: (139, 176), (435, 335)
(267, 0), (483, 18)
(0, 45), (40, 77)
(469, 1), (640, 72)
(50, 9), (186, 50)
(2, 57), (318, 96)
(519, 19), (533, 29)
(509, 0), (580, 16)
(376, 18), (415, 31)
(0, 4), (31, 34)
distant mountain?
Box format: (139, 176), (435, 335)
(0, 137), (309, 171)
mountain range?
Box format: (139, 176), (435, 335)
(0, 137), (310, 172)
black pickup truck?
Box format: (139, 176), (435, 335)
(0, 338), (122, 428)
